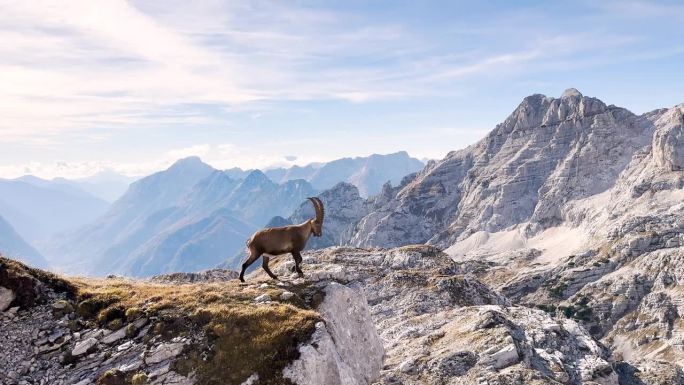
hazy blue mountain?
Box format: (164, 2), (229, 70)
(259, 151), (424, 197)
(42, 157), (216, 269)
(48, 157), (317, 277)
(107, 208), (257, 277)
(15, 175), (98, 200)
(0, 214), (48, 268)
(0, 178), (109, 244)
(16, 171), (134, 203)
(69, 170), (136, 202)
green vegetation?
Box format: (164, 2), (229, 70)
(131, 373), (148, 385)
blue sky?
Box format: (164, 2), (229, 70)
(1, 0), (683, 178)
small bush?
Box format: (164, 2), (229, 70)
(131, 373), (148, 385)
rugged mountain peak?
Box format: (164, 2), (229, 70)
(348, 91), (654, 248)
(243, 169), (272, 186)
(167, 156), (214, 176)
(501, 90), (608, 138)
(561, 87), (583, 98)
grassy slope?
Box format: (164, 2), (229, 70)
(1, 255), (322, 385)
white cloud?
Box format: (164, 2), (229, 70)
(1, 0), (643, 146)
(0, 0), (679, 173)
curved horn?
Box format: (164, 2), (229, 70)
(314, 197), (324, 223)
(308, 197), (324, 223)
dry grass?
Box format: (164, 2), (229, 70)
(71, 277), (321, 385)
(1, 254), (322, 385)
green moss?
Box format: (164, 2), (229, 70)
(106, 318), (123, 330)
(125, 307), (142, 320)
(574, 307), (593, 321)
(536, 304), (557, 314)
(96, 369), (126, 385)
(560, 305), (576, 318)
(131, 373), (148, 385)
(97, 305), (126, 325)
(77, 296), (120, 319)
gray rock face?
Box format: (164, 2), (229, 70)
(412, 100), (684, 382)
(283, 283), (384, 385)
(255, 246), (634, 384)
(347, 90), (655, 248)
(652, 104), (684, 171)
(0, 286), (14, 311)
(287, 182), (369, 250)
(71, 337), (97, 356)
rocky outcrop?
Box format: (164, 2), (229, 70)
(429, 101), (684, 383)
(652, 105), (684, 171)
(149, 269), (239, 284)
(251, 245), (657, 384)
(0, 254), (383, 385)
(283, 283), (383, 385)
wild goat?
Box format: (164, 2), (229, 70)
(239, 197), (324, 282)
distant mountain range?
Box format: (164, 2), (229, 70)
(15, 170), (136, 203)
(0, 178), (110, 246)
(226, 151), (424, 197)
(17, 152), (421, 276)
(0, 152), (421, 275)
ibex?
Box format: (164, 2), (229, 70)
(239, 197), (324, 282)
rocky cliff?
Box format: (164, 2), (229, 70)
(0, 255), (383, 385)
(3, 239), (683, 384)
(347, 89), (658, 248)
(252, 245), (682, 385)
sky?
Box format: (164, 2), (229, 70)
(1, 0), (683, 179)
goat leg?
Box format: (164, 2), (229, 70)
(262, 255), (279, 280)
(239, 251), (262, 282)
(292, 251), (304, 278)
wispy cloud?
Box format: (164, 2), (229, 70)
(0, 0), (682, 178)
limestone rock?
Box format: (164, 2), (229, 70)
(0, 286), (15, 311)
(282, 283), (384, 385)
(145, 343), (184, 365)
(72, 337), (98, 356)
(253, 294), (271, 303)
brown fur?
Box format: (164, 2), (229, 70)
(239, 197), (323, 282)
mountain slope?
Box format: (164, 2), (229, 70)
(43, 157), (216, 272)
(68, 170), (136, 202)
(47, 158), (318, 276)
(348, 89), (655, 248)
(0, 178), (109, 244)
(0, 214), (48, 268)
